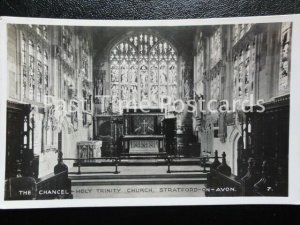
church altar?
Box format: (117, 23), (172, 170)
(122, 109), (166, 154)
(77, 140), (102, 161)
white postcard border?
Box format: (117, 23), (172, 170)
(0, 14), (300, 208)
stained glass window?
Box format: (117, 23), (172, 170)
(42, 26), (48, 40)
(37, 45), (43, 102)
(233, 42), (256, 105)
(109, 32), (178, 113)
(21, 33), (27, 99)
(210, 27), (222, 69)
(196, 32), (205, 83)
(62, 27), (74, 65)
(208, 28), (222, 110)
(80, 35), (92, 126)
(28, 40), (35, 101)
(44, 51), (49, 101)
(21, 26), (50, 103)
(279, 22), (291, 94)
(233, 24), (253, 45)
(210, 70), (220, 110)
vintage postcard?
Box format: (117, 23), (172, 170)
(0, 15), (300, 208)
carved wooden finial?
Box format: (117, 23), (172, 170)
(217, 151), (231, 176)
(54, 152), (68, 174)
(16, 160), (22, 178)
(211, 150), (221, 169)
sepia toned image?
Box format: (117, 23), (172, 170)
(3, 20), (292, 202)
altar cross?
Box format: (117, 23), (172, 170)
(141, 120), (148, 135)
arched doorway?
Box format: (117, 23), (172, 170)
(232, 130), (243, 176)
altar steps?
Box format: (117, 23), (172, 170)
(70, 173), (207, 186)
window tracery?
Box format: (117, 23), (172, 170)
(20, 27), (50, 103)
(21, 33), (27, 99)
(233, 42), (256, 105)
(210, 70), (221, 110)
(109, 32), (178, 113)
(208, 28), (222, 110)
(62, 27), (74, 65)
(233, 24), (252, 45)
(28, 40), (35, 101)
(44, 51), (49, 101)
(210, 27), (222, 69)
(279, 22), (291, 94)
(80, 35), (92, 126)
(37, 45), (43, 102)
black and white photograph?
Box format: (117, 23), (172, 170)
(0, 15), (298, 207)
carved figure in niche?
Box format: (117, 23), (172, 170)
(160, 86), (167, 96)
(121, 85), (128, 100)
(132, 86), (138, 98)
(103, 97), (110, 112)
(141, 89), (148, 101)
(238, 87), (242, 97)
(129, 86), (138, 104)
(111, 64), (119, 82)
(281, 40), (289, 76)
(160, 65), (167, 84)
(150, 85), (158, 105)
(282, 60), (289, 77)
(170, 85), (177, 101)
(129, 65), (137, 83)
(111, 84), (119, 98)
(129, 86), (133, 100)
(280, 60), (289, 90)
(169, 64), (176, 83)
(112, 97), (119, 113)
(140, 65), (148, 87)
(96, 79), (103, 96)
(282, 41), (289, 60)
(120, 65), (128, 82)
(150, 66), (158, 83)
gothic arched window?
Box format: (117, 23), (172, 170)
(28, 40), (35, 100)
(20, 27), (50, 102)
(21, 33), (27, 99)
(109, 32), (178, 113)
(44, 51), (49, 97)
(232, 41), (256, 105)
(37, 45), (42, 102)
(279, 22), (291, 94)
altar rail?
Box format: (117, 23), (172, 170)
(62, 152), (222, 174)
(63, 157), (120, 174)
